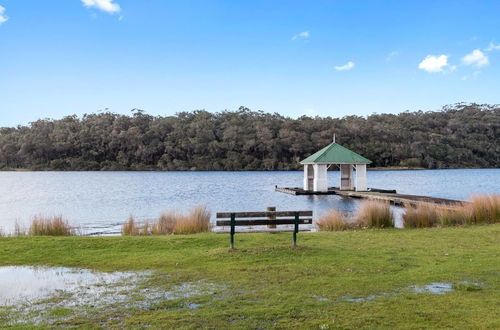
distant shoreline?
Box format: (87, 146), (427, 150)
(0, 167), (496, 172)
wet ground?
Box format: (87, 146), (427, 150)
(0, 265), (484, 326)
(0, 266), (225, 327)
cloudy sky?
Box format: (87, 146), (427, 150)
(1, 0), (499, 126)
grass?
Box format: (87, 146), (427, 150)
(28, 216), (74, 236)
(403, 194), (500, 228)
(0, 225), (499, 328)
(355, 200), (394, 228)
(122, 206), (211, 236)
(315, 209), (351, 231)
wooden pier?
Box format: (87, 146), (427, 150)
(275, 186), (464, 206)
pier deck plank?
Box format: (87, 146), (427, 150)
(275, 186), (464, 206)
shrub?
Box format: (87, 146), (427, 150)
(29, 216), (74, 236)
(355, 201), (394, 228)
(316, 209), (351, 231)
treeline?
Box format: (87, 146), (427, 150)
(0, 103), (498, 171)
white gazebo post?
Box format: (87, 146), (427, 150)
(313, 164), (328, 192)
(303, 164), (314, 191)
(355, 164), (368, 191)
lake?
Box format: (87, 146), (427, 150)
(0, 169), (498, 235)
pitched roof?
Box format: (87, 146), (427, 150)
(300, 142), (372, 164)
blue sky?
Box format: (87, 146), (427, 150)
(1, 0), (500, 126)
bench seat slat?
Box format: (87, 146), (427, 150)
(216, 218), (312, 226)
(216, 211), (312, 218)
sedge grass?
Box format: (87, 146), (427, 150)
(403, 202), (439, 228)
(355, 200), (394, 228)
(28, 216), (74, 236)
(403, 194), (500, 228)
(469, 194), (500, 224)
(316, 209), (352, 231)
(124, 206), (211, 236)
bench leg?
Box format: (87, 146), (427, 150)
(293, 212), (299, 247)
(230, 213), (235, 249)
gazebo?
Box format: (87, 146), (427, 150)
(300, 141), (372, 192)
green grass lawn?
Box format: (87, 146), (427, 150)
(1, 225), (499, 329)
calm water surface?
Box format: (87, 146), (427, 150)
(0, 169), (498, 234)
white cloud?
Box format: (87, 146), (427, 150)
(81, 0), (121, 14)
(334, 61), (355, 71)
(462, 49), (488, 67)
(485, 42), (500, 52)
(418, 55), (449, 73)
(291, 31), (309, 40)
(385, 51), (399, 62)
(0, 5), (8, 25)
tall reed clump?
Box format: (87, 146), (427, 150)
(122, 216), (138, 235)
(355, 200), (394, 228)
(121, 216), (151, 235)
(403, 194), (500, 228)
(403, 202), (439, 228)
(174, 206), (212, 235)
(316, 209), (351, 231)
(123, 206), (212, 236)
(28, 216), (74, 236)
(468, 194), (500, 224)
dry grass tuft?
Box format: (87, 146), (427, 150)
(316, 209), (352, 231)
(403, 202), (439, 228)
(28, 216), (74, 236)
(151, 211), (179, 235)
(124, 206), (211, 236)
(469, 194), (500, 224)
(403, 194), (500, 228)
(122, 216), (139, 236)
(355, 201), (394, 228)
(174, 206), (212, 235)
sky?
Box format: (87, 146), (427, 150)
(1, 0), (500, 126)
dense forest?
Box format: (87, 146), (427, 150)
(0, 103), (498, 171)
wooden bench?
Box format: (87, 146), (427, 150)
(215, 209), (313, 248)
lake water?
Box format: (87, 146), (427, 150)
(0, 169), (498, 235)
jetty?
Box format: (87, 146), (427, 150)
(281, 138), (465, 206)
(275, 186), (464, 206)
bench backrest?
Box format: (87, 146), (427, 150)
(215, 211), (312, 226)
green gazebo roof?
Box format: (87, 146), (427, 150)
(300, 142), (372, 164)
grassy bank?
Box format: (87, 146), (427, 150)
(1, 225), (499, 329)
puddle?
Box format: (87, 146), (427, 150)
(0, 266), (225, 327)
(342, 294), (379, 302)
(0, 266), (148, 306)
(411, 282), (453, 295)
(342, 281), (469, 303)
